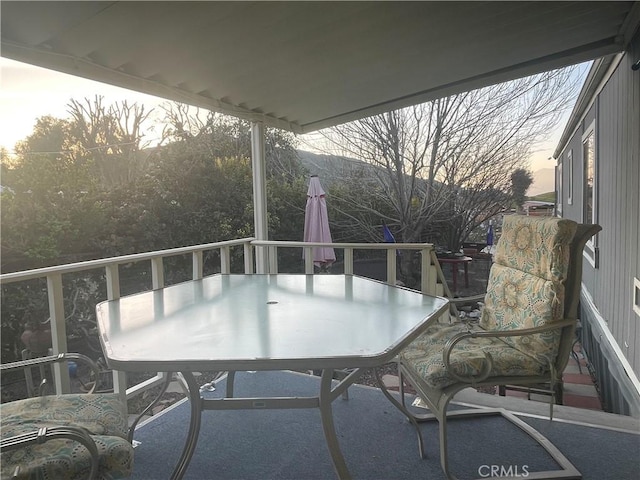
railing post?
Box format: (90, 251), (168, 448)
(105, 264), (120, 300)
(220, 246), (231, 274)
(420, 247), (435, 295)
(244, 243), (254, 273)
(343, 248), (354, 275)
(386, 249), (397, 286)
(105, 265), (127, 398)
(151, 257), (164, 289)
(47, 273), (71, 394)
(304, 246), (314, 274)
(268, 246), (278, 273)
(192, 251), (204, 280)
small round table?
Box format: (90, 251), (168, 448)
(437, 256), (473, 293)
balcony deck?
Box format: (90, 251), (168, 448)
(128, 370), (639, 480)
(3, 239), (637, 478)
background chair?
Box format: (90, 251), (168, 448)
(378, 215), (600, 480)
(1, 353), (134, 480)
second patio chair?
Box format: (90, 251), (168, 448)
(378, 215), (600, 480)
(1, 353), (134, 480)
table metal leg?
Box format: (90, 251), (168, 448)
(319, 369), (352, 480)
(166, 369), (356, 480)
(171, 371), (203, 480)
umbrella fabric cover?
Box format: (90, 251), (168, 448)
(303, 176), (336, 266)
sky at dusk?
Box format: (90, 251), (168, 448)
(1, 56), (584, 194)
(0, 57), (169, 152)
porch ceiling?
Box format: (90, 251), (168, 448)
(2, 1), (639, 134)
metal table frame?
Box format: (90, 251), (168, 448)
(96, 274), (449, 479)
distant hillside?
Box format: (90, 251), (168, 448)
(297, 150), (378, 186)
(298, 151), (558, 202)
(528, 168), (555, 197)
(530, 191), (556, 202)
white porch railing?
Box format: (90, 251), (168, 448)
(0, 239), (447, 403)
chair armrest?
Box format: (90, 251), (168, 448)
(1, 426), (99, 480)
(1, 353), (101, 394)
(442, 319), (575, 384)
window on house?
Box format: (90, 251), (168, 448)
(556, 163), (563, 215)
(582, 121), (598, 266)
(634, 278), (640, 318)
(567, 149), (573, 205)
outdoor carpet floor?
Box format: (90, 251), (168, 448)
(130, 370), (639, 480)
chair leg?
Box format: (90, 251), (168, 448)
(438, 413), (455, 480)
(395, 366), (582, 479)
(435, 408), (582, 480)
(554, 381), (564, 406)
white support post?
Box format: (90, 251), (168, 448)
(47, 273), (71, 394)
(251, 121), (269, 273)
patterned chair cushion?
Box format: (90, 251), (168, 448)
(399, 322), (548, 389)
(493, 215), (577, 282)
(479, 215), (577, 361)
(479, 264), (564, 363)
(1, 394), (133, 480)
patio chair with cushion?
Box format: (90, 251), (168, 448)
(1, 353), (134, 480)
(378, 215), (600, 480)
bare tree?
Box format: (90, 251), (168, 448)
(158, 102), (301, 180)
(67, 96), (154, 187)
(322, 67), (580, 243)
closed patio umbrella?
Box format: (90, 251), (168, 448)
(303, 175), (336, 267)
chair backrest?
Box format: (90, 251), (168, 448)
(479, 216), (579, 366)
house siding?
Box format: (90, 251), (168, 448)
(556, 30), (640, 416)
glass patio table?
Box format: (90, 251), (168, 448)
(96, 274), (449, 479)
